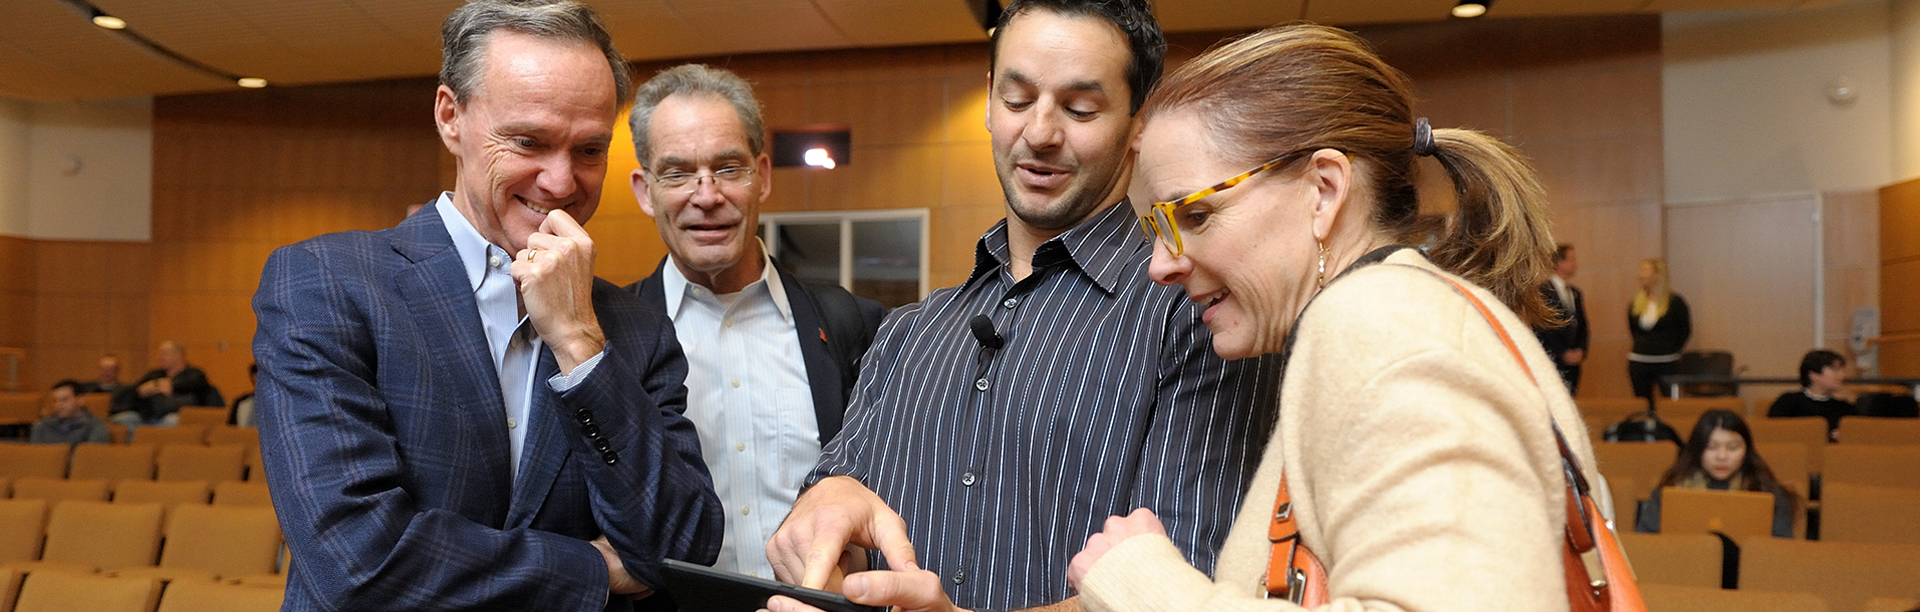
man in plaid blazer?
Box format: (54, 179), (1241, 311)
(251, 1), (721, 609)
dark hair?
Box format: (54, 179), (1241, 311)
(50, 379), (81, 395)
(1657, 410), (1802, 510)
(1140, 24), (1559, 326)
(248, 362), (259, 376)
(629, 64), (766, 166)
(1554, 244), (1574, 263)
(990, 0), (1165, 114)
(440, 0), (633, 107)
(1798, 349), (1845, 388)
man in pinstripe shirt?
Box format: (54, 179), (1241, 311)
(765, 2), (1281, 611)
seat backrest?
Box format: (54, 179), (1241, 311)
(11, 571), (161, 612)
(1577, 397), (1653, 425)
(1824, 445), (1920, 488)
(0, 569), (22, 612)
(68, 443), (157, 485)
(1616, 532), (1723, 588)
(11, 477), (111, 509)
(1820, 482), (1920, 545)
(0, 443), (70, 479)
(1659, 487), (1776, 540)
(112, 480), (211, 527)
(1751, 442), (1810, 501)
(1840, 416), (1920, 446)
(205, 426), (259, 449)
(153, 579), (284, 612)
(42, 500), (163, 571)
(1593, 442), (1681, 499)
(0, 499), (48, 564)
(1603, 474), (1637, 529)
(155, 444), (245, 482)
(131, 425), (208, 446)
(173, 407), (229, 428)
(212, 481), (273, 507)
(1740, 538), (1920, 612)
(1748, 417), (1828, 473)
(1863, 597), (1920, 612)
(159, 504), (282, 578)
(0, 394), (45, 426)
(1639, 584), (1826, 612)
(1655, 396), (1746, 422)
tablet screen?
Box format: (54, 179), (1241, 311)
(661, 559), (883, 612)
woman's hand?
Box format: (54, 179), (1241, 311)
(1066, 508), (1166, 590)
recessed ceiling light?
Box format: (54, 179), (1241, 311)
(236, 77), (268, 89)
(1452, 0), (1489, 18)
(91, 14), (126, 29)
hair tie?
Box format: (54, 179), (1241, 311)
(1412, 117), (1437, 157)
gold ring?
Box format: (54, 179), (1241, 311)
(527, 249), (538, 261)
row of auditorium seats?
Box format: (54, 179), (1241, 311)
(2, 569), (281, 612)
(1577, 396), (1920, 445)
(0, 495), (283, 612)
(0, 429), (264, 484)
(0, 392), (237, 441)
(1619, 532), (1920, 612)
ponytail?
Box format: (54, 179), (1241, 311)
(1422, 128), (1560, 328)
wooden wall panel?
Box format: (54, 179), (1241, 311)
(1880, 177), (1920, 376)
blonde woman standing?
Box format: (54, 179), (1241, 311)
(1064, 23), (1610, 612)
(1628, 258), (1691, 399)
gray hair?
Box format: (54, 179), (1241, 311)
(439, 0), (633, 107)
(629, 64), (766, 167)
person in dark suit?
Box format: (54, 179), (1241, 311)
(1533, 244), (1589, 394)
(623, 64), (884, 580)
(113, 340), (223, 428)
(251, 2), (722, 609)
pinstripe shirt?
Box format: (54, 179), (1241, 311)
(810, 201), (1281, 611)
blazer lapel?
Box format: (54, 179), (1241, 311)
(778, 268), (845, 445)
(506, 347), (567, 527)
(392, 203), (515, 521)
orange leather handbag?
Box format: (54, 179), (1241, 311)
(1267, 266), (1646, 612)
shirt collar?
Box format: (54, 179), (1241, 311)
(433, 193), (508, 292)
(662, 237), (791, 321)
(967, 200), (1140, 295)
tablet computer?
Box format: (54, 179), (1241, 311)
(661, 559), (883, 612)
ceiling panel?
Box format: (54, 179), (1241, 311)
(591, 1), (714, 62)
(663, 0), (851, 55)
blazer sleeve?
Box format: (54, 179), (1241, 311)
(1571, 287), (1589, 351)
(547, 282), (724, 588)
(254, 243), (618, 611)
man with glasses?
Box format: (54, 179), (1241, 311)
(765, 2), (1280, 611)
(626, 64), (886, 582)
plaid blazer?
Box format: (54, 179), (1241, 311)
(254, 203), (722, 611)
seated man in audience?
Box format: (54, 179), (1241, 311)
(227, 362), (259, 427)
(31, 380), (111, 445)
(1767, 348), (1853, 442)
(77, 354), (125, 395)
(113, 340), (223, 428)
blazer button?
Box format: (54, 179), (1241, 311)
(583, 424), (602, 439)
(579, 415), (595, 427)
(576, 408), (592, 420)
(600, 451), (619, 465)
(593, 439), (611, 452)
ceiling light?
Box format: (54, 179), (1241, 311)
(1452, 0), (1489, 18)
(236, 77), (268, 89)
(803, 148), (837, 170)
(91, 13), (126, 29)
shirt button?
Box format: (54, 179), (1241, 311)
(742, 506), (751, 516)
(961, 472), (976, 486)
(506, 418), (517, 429)
(724, 319), (733, 328)
(974, 378), (989, 392)
(488, 255), (502, 268)
(1002, 297), (1018, 309)
(731, 379), (741, 388)
(737, 442), (746, 452)
(951, 569), (966, 585)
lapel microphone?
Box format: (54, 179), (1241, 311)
(969, 314), (1005, 350)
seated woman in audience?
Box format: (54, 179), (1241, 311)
(1063, 23), (1610, 611)
(1636, 409), (1800, 538)
(1767, 349), (1853, 442)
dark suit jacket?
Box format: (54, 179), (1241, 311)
(253, 203), (722, 611)
(626, 258), (885, 445)
(1535, 280), (1589, 367)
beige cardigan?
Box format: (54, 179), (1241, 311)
(1081, 250), (1609, 612)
